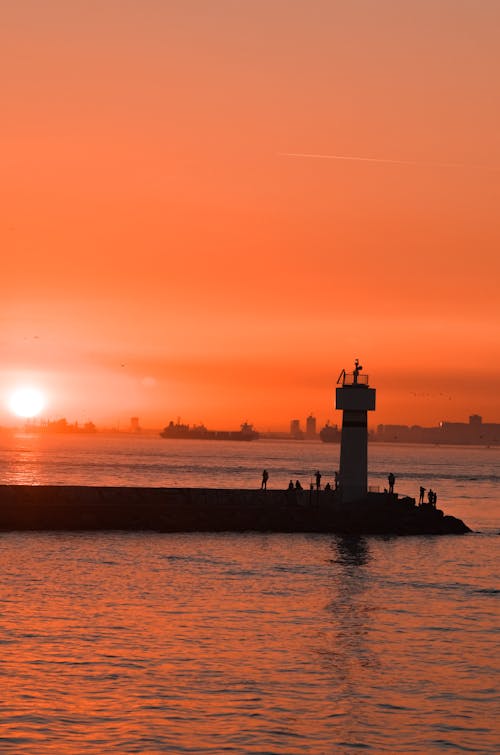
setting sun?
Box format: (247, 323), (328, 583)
(7, 387), (47, 418)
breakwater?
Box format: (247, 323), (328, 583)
(0, 486), (470, 534)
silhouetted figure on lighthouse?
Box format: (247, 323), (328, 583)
(353, 358), (362, 384)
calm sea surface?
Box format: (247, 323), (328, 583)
(0, 435), (498, 753)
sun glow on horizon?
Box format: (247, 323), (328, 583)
(7, 387), (47, 418)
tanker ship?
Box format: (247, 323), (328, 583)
(160, 421), (259, 441)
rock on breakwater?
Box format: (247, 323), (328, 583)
(0, 486), (470, 534)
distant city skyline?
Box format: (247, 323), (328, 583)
(6, 410), (499, 443)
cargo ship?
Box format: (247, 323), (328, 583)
(319, 422), (340, 443)
(160, 421), (259, 441)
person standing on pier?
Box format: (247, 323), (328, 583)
(315, 470), (322, 490)
(388, 472), (395, 494)
(419, 486), (425, 505)
(334, 471), (340, 490)
(261, 469), (269, 490)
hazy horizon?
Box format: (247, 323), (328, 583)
(3, 408), (499, 435)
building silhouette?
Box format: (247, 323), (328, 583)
(375, 414), (499, 445)
(305, 414), (317, 439)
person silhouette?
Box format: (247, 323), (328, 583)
(295, 480), (302, 490)
(353, 358), (362, 384)
(388, 472), (395, 494)
(261, 469), (269, 490)
(315, 470), (322, 490)
(419, 486), (425, 505)
(287, 479), (294, 490)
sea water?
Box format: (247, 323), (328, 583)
(0, 435), (498, 753)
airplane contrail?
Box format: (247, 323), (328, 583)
(278, 152), (494, 170)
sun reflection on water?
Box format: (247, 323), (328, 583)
(2, 434), (44, 485)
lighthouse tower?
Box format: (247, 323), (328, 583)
(336, 360), (376, 502)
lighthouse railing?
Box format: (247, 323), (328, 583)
(342, 372), (369, 386)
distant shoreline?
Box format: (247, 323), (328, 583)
(0, 426), (498, 447)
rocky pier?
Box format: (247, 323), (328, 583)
(0, 486), (470, 535)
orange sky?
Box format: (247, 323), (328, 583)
(1, 1), (499, 429)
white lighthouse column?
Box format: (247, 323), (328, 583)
(335, 360), (376, 503)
